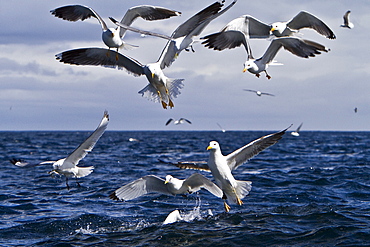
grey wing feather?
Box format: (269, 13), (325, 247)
(159, 159), (211, 172)
(184, 173), (223, 198)
(165, 118), (174, 126)
(10, 158), (55, 168)
(226, 125), (291, 171)
(51, 5), (108, 31)
(119, 5), (181, 37)
(64, 111), (109, 168)
(201, 30), (249, 51)
(109, 175), (171, 201)
(287, 11), (336, 39)
(56, 48), (145, 76)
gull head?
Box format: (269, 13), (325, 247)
(270, 22), (287, 36)
(165, 175), (174, 184)
(207, 141), (220, 151)
(243, 59), (257, 73)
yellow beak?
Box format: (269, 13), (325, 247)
(207, 146), (212, 150)
(242, 68), (247, 73)
(151, 73), (155, 78)
(164, 180), (169, 184)
(271, 27), (275, 32)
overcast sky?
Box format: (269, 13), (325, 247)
(0, 0), (369, 131)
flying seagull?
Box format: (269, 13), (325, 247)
(201, 10), (335, 50)
(244, 89), (275, 97)
(340, 10), (354, 29)
(10, 111), (109, 189)
(165, 118), (192, 126)
(111, 0), (237, 69)
(109, 173), (223, 201)
(162, 126), (291, 212)
(51, 4), (180, 55)
(56, 1), (235, 109)
(291, 122), (303, 136)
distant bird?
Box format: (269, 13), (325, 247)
(244, 89), (275, 97)
(109, 173), (223, 201)
(56, 1), (235, 109)
(165, 118), (192, 126)
(163, 126), (290, 212)
(201, 11), (335, 51)
(51, 4), (180, 56)
(291, 122), (303, 136)
(354, 107), (358, 113)
(341, 10), (354, 29)
(217, 123), (226, 132)
(10, 111), (109, 189)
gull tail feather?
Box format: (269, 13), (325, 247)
(75, 166), (94, 178)
(227, 180), (252, 204)
(166, 78), (185, 99)
(138, 84), (160, 103)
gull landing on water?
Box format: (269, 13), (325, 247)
(51, 4), (180, 58)
(163, 125), (291, 212)
(291, 122), (303, 137)
(109, 173), (223, 201)
(10, 111), (109, 190)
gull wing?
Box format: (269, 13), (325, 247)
(165, 118), (174, 126)
(201, 30), (249, 51)
(226, 125), (291, 171)
(222, 15), (271, 38)
(119, 5), (181, 37)
(343, 11), (351, 26)
(50, 5), (108, 31)
(184, 173), (223, 198)
(109, 175), (171, 201)
(10, 158), (55, 168)
(159, 159), (211, 172)
(296, 122), (303, 132)
(109, 17), (172, 41)
(287, 11), (336, 39)
(63, 111), (109, 169)
(260, 37), (328, 65)
(261, 92), (275, 96)
(179, 118), (192, 124)
(243, 89), (258, 94)
(56, 48), (145, 76)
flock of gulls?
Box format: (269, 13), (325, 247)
(10, 1), (354, 221)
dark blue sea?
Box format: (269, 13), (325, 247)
(1, 131), (369, 246)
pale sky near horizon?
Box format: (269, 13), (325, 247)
(0, 0), (369, 131)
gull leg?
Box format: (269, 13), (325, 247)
(115, 48), (119, 61)
(76, 177), (81, 187)
(255, 73), (260, 78)
(168, 99), (174, 108)
(265, 71), (271, 80)
(232, 188), (243, 206)
(190, 45), (195, 53)
(223, 201), (231, 212)
(157, 91), (167, 109)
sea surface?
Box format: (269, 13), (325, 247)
(0, 130), (369, 246)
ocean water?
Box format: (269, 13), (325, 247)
(0, 130), (369, 246)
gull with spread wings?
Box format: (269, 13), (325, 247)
(56, 1), (236, 109)
(161, 126), (291, 212)
(10, 111), (109, 190)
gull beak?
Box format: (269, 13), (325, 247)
(242, 68), (247, 73)
(206, 146), (212, 150)
(164, 180), (169, 184)
(270, 27), (275, 32)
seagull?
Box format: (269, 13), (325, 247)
(111, 0), (237, 69)
(243, 37), (330, 79)
(201, 11), (335, 50)
(202, 17), (330, 79)
(163, 210), (183, 225)
(217, 123), (226, 132)
(291, 122), (303, 136)
(340, 10), (354, 29)
(51, 4), (181, 55)
(165, 118), (192, 126)
(354, 107), (358, 113)
(109, 173), (223, 201)
(162, 126), (291, 212)
(56, 1), (235, 109)
(244, 89), (275, 97)
(10, 111), (109, 189)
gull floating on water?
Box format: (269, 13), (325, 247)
(162, 126), (290, 212)
(165, 118), (192, 126)
(201, 11), (335, 50)
(109, 173), (223, 201)
(291, 122), (303, 136)
(340, 10), (354, 29)
(10, 111), (109, 189)
(56, 1), (234, 109)
(51, 4), (180, 55)
(244, 89), (275, 97)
